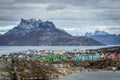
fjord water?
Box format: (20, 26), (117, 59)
(56, 71), (120, 80)
(0, 45), (118, 55)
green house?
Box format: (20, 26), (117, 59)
(47, 55), (58, 62)
(39, 56), (46, 61)
(57, 54), (66, 60)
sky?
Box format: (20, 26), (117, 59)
(0, 0), (120, 35)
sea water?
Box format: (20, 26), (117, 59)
(0, 45), (118, 55)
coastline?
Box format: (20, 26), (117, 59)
(0, 45), (118, 55)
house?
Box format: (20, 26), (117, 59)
(28, 54), (35, 60)
(18, 52), (27, 58)
(109, 53), (116, 59)
(100, 53), (105, 58)
(104, 53), (109, 59)
(39, 56), (46, 61)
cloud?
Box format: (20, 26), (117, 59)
(107, 26), (120, 30)
(1, 0), (120, 9)
(0, 0), (120, 21)
(46, 4), (66, 11)
(0, 0), (120, 35)
(0, 29), (9, 33)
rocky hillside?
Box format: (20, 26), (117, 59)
(0, 19), (103, 46)
(85, 30), (120, 45)
(0, 56), (120, 79)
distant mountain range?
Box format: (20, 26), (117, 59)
(85, 30), (120, 45)
(85, 30), (109, 36)
(0, 19), (103, 46)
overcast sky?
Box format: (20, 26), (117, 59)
(0, 0), (120, 35)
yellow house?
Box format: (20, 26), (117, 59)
(100, 53), (105, 58)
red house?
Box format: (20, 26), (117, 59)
(104, 54), (109, 59)
(109, 53), (116, 59)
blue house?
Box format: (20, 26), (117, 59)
(28, 54), (35, 59)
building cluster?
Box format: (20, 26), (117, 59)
(15, 49), (120, 61)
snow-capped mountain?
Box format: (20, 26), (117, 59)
(85, 30), (120, 45)
(0, 19), (103, 46)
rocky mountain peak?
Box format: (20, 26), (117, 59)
(38, 21), (56, 29)
(5, 19), (56, 36)
(18, 18), (56, 29)
(20, 18), (42, 24)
